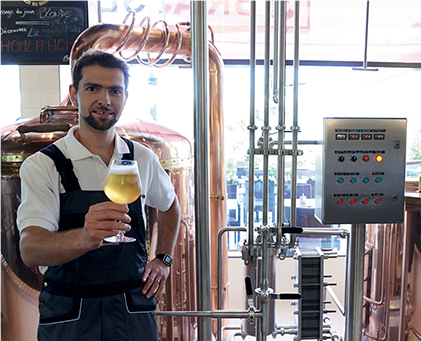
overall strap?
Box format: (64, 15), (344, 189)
(119, 136), (134, 160)
(41, 136), (134, 192)
(41, 144), (81, 192)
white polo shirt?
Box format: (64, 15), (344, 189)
(17, 126), (175, 233)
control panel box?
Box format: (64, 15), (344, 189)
(315, 118), (407, 224)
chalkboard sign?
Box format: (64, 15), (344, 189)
(1, 1), (88, 65)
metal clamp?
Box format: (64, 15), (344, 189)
(275, 125), (287, 131)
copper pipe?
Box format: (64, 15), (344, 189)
(363, 224), (397, 341)
(208, 42), (229, 327)
(69, 22), (191, 69)
(363, 224), (389, 306)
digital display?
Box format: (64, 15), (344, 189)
(374, 134), (385, 140)
(336, 134), (347, 140)
(348, 134), (360, 140)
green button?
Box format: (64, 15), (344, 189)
(350, 177), (357, 184)
(337, 177), (344, 184)
(375, 177), (382, 183)
(362, 177), (369, 183)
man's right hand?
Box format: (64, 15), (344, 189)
(20, 201), (131, 268)
(82, 201), (132, 250)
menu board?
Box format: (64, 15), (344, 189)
(1, 1), (88, 64)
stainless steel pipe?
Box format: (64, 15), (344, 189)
(301, 228), (349, 238)
(345, 224), (365, 341)
(217, 227), (246, 341)
(157, 310), (263, 319)
(248, 1), (257, 246)
(191, 1), (212, 339)
(276, 1), (287, 240)
(290, 1), (300, 238)
(262, 0), (271, 227)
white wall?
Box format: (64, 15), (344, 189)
(19, 65), (60, 119)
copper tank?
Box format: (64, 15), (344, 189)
(363, 194), (421, 341)
(1, 16), (227, 341)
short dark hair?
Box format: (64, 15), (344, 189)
(72, 49), (130, 92)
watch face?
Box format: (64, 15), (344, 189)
(163, 254), (173, 266)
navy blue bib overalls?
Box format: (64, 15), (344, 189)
(37, 138), (158, 341)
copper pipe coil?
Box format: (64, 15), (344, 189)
(69, 19), (192, 70)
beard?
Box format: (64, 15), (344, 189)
(81, 112), (118, 131)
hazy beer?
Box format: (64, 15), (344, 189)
(104, 162), (141, 205)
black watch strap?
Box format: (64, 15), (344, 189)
(156, 254), (173, 267)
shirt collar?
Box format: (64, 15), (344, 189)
(64, 126), (130, 161)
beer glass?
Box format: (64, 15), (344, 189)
(103, 159), (141, 243)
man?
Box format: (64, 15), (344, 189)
(17, 49), (180, 340)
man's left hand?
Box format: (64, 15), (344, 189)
(141, 258), (170, 298)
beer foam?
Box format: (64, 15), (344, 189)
(109, 163), (138, 175)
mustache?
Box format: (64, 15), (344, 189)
(92, 106), (115, 114)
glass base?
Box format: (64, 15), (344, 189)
(104, 235), (136, 243)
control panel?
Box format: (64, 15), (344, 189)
(315, 118), (407, 224)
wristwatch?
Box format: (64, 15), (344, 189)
(156, 254), (173, 267)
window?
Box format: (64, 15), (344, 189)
(224, 65), (421, 252)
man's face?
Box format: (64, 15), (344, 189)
(70, 65), (128, 131)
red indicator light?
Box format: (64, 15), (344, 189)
(363, 155), (370, 162)
(375, 155), (383, 162)
(374, 198), (381, 204)
(337, 199), (344, 205)
(349, 198), (356, 205)
(362, 198), (369, 205)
